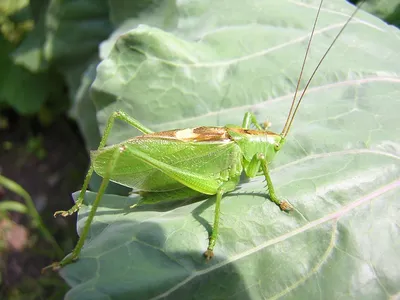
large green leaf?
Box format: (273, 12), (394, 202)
(60, 0), (400, 299)
(0, 36), (50, 114)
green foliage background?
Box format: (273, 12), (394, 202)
(1, 0), (399, 299)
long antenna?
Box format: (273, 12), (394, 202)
(281, 0), (323, 137)
(281, 0), (365, 138)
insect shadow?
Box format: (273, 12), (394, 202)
(190, 188), (274, 236)
(64, 217), (253, 299)
(73, 190), (210, 218)
(75, 172), (276, 236)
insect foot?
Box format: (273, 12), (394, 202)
(53, 205), (80, 217)
(53, 211), (67, 217)
(262, 121), (272, 130)
(41, 262), (62, 273)
(279, 201), (293, 212)
(204, 249), (214, 260)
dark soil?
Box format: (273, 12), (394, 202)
(0, 110), (88, 299)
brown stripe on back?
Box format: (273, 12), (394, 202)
(137, 127), (231, 142)
(228, 127), (280, 137)
(191, 127), (230, 141)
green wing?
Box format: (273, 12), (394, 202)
(91, 134), (243, 195)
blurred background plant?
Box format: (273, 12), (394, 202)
(0, 175), (66, 299)
(0, 0), (398, 299)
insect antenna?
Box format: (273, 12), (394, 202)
(281, 0), (365, 138)
(281, 0), (323, 137)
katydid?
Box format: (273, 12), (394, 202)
(51, 0), (365, 269)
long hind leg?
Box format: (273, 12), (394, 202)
(51, 146), (123, 268)
(54, 111), (153, 217)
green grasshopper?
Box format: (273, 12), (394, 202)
(52, 0), (364, 269)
